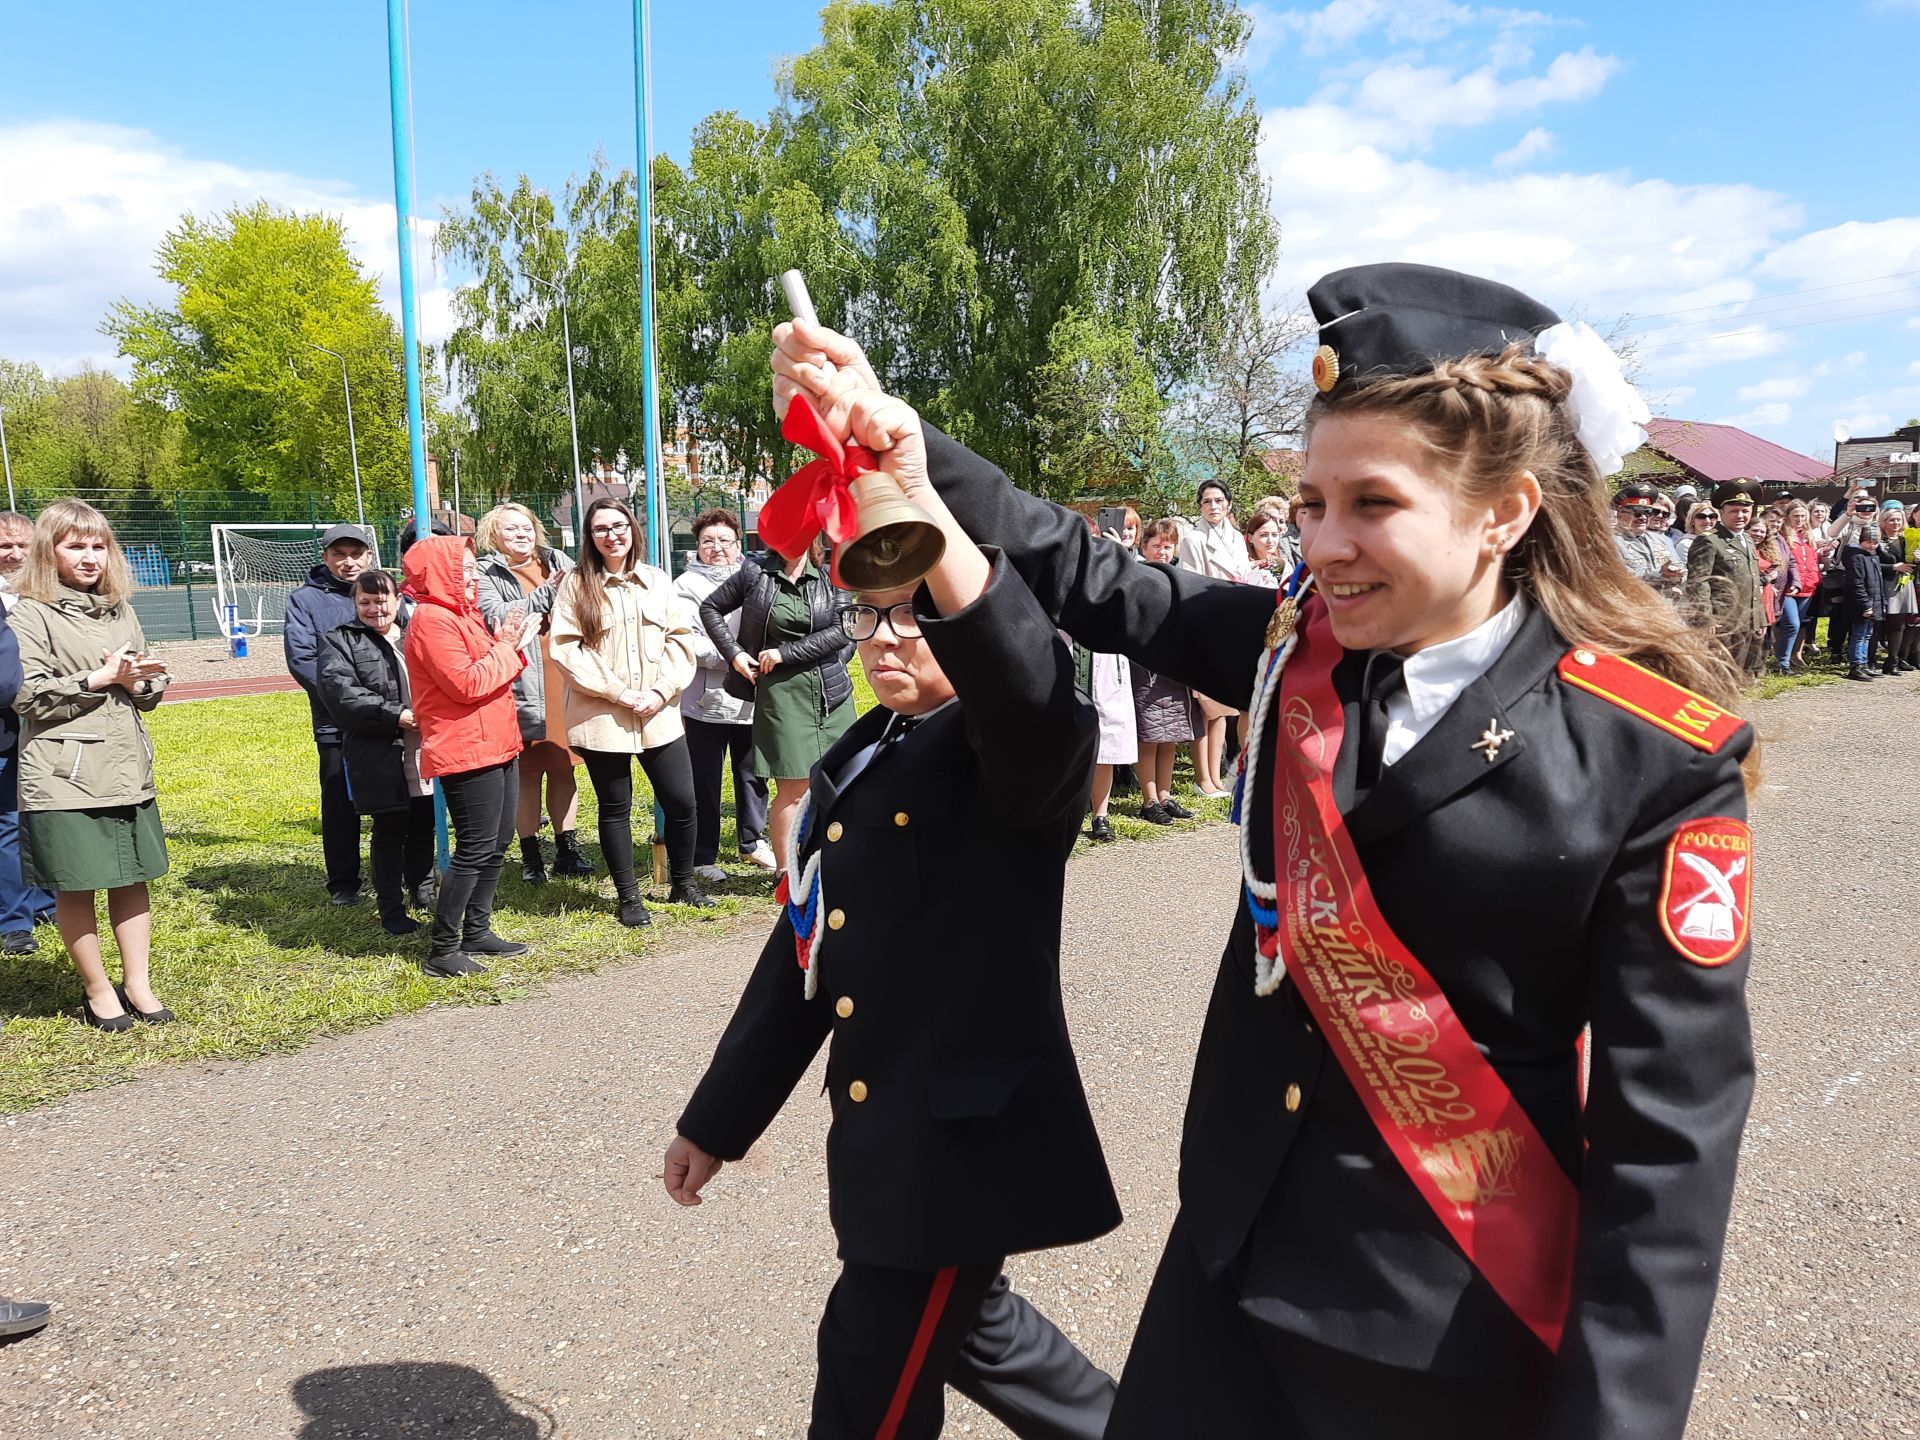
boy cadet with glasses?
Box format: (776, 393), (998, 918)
(665, 391), (1120, 1439)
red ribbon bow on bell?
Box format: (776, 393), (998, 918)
(757, 394), (879, 561)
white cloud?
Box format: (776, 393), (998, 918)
(1267, 0), (1559, 56)
(1756, 217), (1920, 286)
(1738, 376), (1811, 402)
(0, 119), (451, 378)
(1342, 48), (1617, 144)
(1716, 401), (1792, 430)
(1493, 126), (1556, 169)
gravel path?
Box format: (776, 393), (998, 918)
(1, 680), (1915, 1437)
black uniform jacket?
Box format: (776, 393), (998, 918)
(925, 428), (1755, 1440)
(677, 551), (1122, 1271)
(316, 620), (417, 817)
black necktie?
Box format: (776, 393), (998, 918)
(1354, 651), (1406, 801)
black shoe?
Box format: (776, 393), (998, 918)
(410, 877), (439, 912)
(551, 830), (595, 877)
(1901, 660), (1918, 673)
(32, 909), (55, 928)
(0, 1298), (51, 1338)
(1162, 798), (1196, 821)
(421, 951), (488, 978)
(329, 889), (362, 908)
(519, 834), (547, 885)
(462, 931), (529, 958)
(1, 930), (35, 956)
(1140, 801), (1174, 826)
(115, 986), (174, 1026)
(617, 896), (653, 928)
(80, 996), (135, 1033)
(668, 879), (718, 909)
(1088, 815), (1115, 843)
(381, 914), (421, 937)
(1847, 666), (1874, 681)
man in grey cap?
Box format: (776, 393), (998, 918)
(284, 523), (375, 904)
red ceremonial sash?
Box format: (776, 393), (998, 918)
(1264, 601), (1577, 1352)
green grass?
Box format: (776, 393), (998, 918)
(0, 660), (1218, 1112)
(1741, 617), (1850, 702)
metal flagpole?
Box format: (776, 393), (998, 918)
(635, 0), (670, 879)
(635, 0), (663, 569)
(0, 405), (15, 511)
(387, 0), (450, 868)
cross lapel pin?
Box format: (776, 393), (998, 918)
(1470, 719), (1516, 764)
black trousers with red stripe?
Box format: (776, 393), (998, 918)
(811, 1261), (1116, 1440)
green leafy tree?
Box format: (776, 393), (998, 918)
(105, 202), (414, 511)
(0, 361), (186, 504)
(1173, 299), (1315, 513)
(770, 0), (1275, 497)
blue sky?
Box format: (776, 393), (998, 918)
(4, 0), (1918, 464)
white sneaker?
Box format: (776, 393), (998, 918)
(741, 841), (778, 871)
(693, 864), (728, 885)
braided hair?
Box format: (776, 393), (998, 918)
(1307, 343), (1751, 780)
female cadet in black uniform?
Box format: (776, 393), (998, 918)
(771, 264), (1756, 1440)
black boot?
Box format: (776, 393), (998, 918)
(615, 882), (652, 928)
(668, 876), (718, 909)
(1848, 665), (1874, 681)
(519, 835), (547, 885)
(551, 829), (595, 877)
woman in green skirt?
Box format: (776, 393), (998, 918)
(698, 534), (855, 869)
(10, 501), (172, 1032)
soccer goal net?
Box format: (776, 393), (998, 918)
(210, 524), (381, 632)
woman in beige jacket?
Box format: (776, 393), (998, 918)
(547, 498), (705, 926)
(10, 502), (172, 1032)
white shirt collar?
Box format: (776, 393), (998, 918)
(1381, 594), (1530, 767)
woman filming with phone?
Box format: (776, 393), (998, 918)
(9, 501), (173, 1031)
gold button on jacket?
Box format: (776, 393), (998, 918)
(827, 908), (846, 931)
(848, 1080), (869, 1103)
(894, 811), (910, 827)
(827, 821), (844, 842)
(835, 996), (854, 1019)
(1284, 1083), (1303, 1113)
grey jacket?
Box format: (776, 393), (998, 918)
(11, 587), (169, 811)
(672, 560), (755, 727)
(475, 547), (575, 743)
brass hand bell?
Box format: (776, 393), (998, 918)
(781, 270), (947, 592)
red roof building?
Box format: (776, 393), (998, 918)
(1642, 419), (1832, 488)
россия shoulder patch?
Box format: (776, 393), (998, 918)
(1555, 648), (1745, 754)
(1659, 817), (1753, 966)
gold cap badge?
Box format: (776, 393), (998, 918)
(1312, 344), (1340, 394)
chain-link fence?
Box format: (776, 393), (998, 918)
(9, 478), (763, 643)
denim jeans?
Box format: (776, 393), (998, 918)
(0, 746), (52, 933)
(1774, 594), (1810, 667)
(1850, 619), (1875, 668)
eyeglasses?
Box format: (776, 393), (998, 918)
(1694, 511), (1718, 523)
(837, 602), (923, 642)
(1619, 505), (1658, 518)
(696, 534), (739, 550)
(590, 521), (632, 538)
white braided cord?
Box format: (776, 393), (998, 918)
(785, 788), (827, 1000)
(1238, 574), (1316, 997)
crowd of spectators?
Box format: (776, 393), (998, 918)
(1611, 478), (1919, 681)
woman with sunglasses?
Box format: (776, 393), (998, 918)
(549, 499), (705, 926)
(699, 533), (856, 870)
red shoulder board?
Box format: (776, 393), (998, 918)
(1555, 648), (1744, 754)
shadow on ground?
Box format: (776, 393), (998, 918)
(292, 1362), (558, 1439)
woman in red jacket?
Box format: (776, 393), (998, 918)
(403, 536), (541, 977)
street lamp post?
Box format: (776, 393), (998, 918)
(523, 270), (587, 555)
(306, 342), (366, 526)
(0, 404), (15, 511)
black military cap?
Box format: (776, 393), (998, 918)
(1614, 482), (1660, 507)
(1307, 263), (1562, 395)
(1711, 481), (1757, 507)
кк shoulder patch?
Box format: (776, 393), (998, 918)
(1659, 817), (1753, 966)
(1556, 648), (1744, 753)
